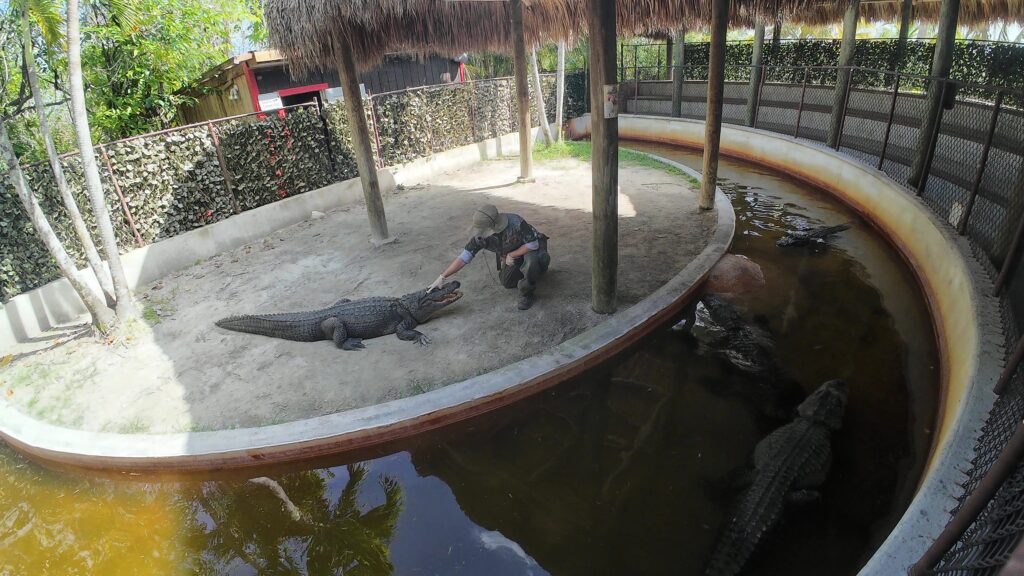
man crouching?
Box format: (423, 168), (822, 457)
(428, 204), (550, 310)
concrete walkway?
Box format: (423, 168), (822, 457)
(0, 157), (716, 435)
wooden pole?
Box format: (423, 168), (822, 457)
(664, 36), (673, 81)
(671, 26), (685, 117)
(827, 0), (859, 149)
(894, 0), (914, 71)
(336, 36), (390, 245)
(746, 22), (766, 127)
(909, 0), (960, 188)
(511, 0), (533, 182)
(700, 0), (729, 211)
(588, 0), (618, 314)
(555, 41), (566, 141)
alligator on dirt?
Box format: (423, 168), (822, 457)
(215, 281), (463, 350)
(776, 223), (852, 247)
(704, 379), (848, 576)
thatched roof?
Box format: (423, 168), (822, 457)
(265, 0), (1021, 74)
(264, 0), (843, 74)
(802, 0), (1024, 26)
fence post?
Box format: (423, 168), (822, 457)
(995, 210), (1024, 296)
(468, 82), (479, 143)
(835, 68), (854, 150)
(794, 67), (809, 139)
(916, 80), (949, 196)
(315, 102), (338, 180)
(878, 73), (901, 170)
(99, 145), (144, 247)
(958, 91), (1003, 235)
(208, 122), (242, 214)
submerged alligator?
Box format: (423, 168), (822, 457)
(704, 379), (848, 576)
(697, 294), (777, 377)
(215, 281), (463, 350)
(776, 223), (852, 247)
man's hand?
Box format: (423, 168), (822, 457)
(427, 274), (446, 292)
(504, 254), (516, 267)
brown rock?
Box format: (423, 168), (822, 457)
(705, 253), (765, 296)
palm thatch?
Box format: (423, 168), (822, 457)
(801, 0), (1024, 25)
(264, 0), (847, 74)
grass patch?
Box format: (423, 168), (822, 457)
(141, 305), (162, 326)
(533, 140), (701, 187)
(118, 418), (149, 434)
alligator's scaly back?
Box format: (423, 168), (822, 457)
(807, 223), (852, 239)
(704, 380), (848, 576)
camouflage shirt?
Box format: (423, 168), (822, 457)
(459, 213), (542, 264)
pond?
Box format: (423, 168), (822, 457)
(0, 143), (938, 575)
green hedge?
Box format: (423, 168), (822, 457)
(2, 79), (565, 302)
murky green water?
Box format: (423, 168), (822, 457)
(0, 144), (937, 575)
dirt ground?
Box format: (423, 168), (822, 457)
(0, 157), (717, 433)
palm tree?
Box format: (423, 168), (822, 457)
(17, 0), (116, 306)
(66, 0), (134, 320)
(529, 46), (553, 145)
(0, 116), (117, 332)
(194, 465), (404, 574)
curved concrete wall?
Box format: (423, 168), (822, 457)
(569, 113), (1004, 575)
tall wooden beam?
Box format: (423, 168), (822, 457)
(671, 26), (685, 117)
(588, 0), (618, 314)
(909, 0), (960, 188)
(746, 22), (766, 127)
(700, 0), (729, 211)
(894, 0), (914, 71)
(827, 0), (860, 149)
(665, 36), (673, 80)
(336, 36), (390, 245)
(511, 0), (533, 182)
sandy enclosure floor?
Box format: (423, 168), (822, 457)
(1, 158), (716, 433)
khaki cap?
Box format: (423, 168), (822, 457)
(468, 204), (509, 239)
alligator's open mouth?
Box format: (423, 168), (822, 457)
(432, 290), (463, 305)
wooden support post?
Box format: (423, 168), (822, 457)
(746, 22), (766, 127)
(336, 36), (390, 245)
(894, 0), (913, 72)
(959, 92), (1002, 235)
(827, 0), (859, 149)
(588, 0), (618, 314)
(909, 0), (960, 187)
(511, 0), (533, 182)
(700, 0), (729, 211)
(671, 27), (685, 117)
(664, 36), (673, 81)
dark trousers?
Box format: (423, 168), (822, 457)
(499, 246), (550, 296)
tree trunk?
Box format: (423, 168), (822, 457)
(555, 41), (566, 142)
(671, 27), (685, 117)
(529, 47), (554, 145)
(0, 118), (117, 334)
(67, 0), (134, 320)
(511, 0), (533, 181)
(22, 9), (116, 307)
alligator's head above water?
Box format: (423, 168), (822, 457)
(701, 293), (746, 330)
(775, 233), (808, 248)
(797, 379), (848, 430)
(403, 281), (463, 323)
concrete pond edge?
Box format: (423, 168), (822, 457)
(0, 155), (735, 473)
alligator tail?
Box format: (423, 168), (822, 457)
(808, 223), (852, 239)
(704, 468), (793, 576)
(215, 314), (325, 342)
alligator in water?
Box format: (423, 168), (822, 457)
(776, 223), (852, 247)
(696, 294), (777, 377)
(215, 281), (463, 350)
(704, 379), (848, 576)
